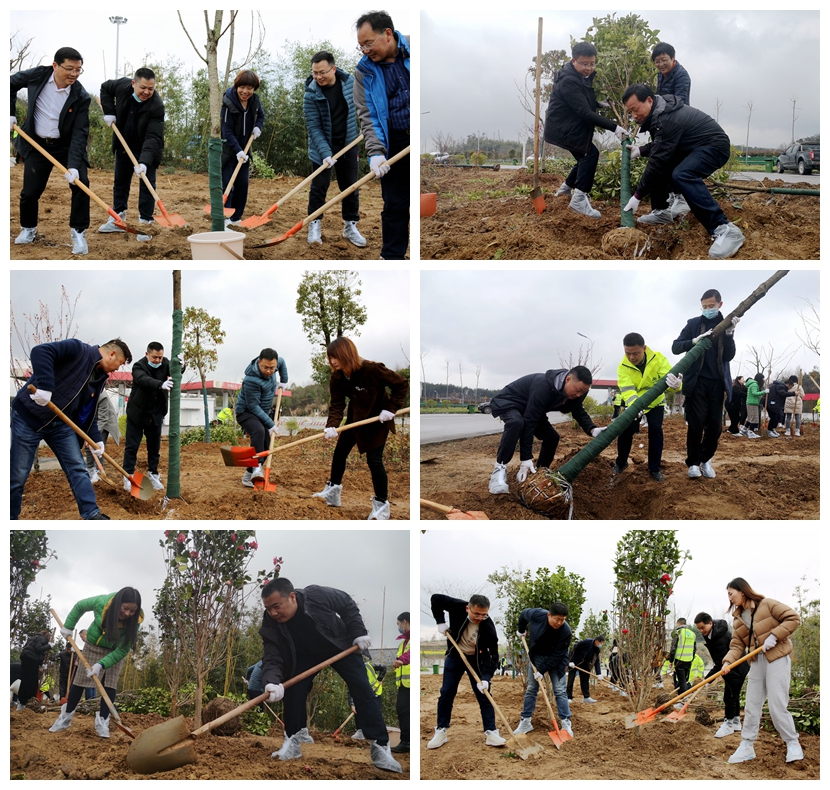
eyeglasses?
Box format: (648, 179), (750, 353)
(312, 65), (334, 78)
(653, 57), (672, 67)
(58, 64), (84, 76)
(356, 32), (385, 53)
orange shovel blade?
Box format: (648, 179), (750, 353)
(238, 213), (272, 229)
(532, 194), (546, 214)
(664, 702), (690, 722)
(156, 200), (187, 227)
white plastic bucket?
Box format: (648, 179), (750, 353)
(187, 230), (245, 260)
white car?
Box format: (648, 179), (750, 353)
(430, 151), (450, 164)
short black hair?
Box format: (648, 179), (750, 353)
(571, 42), (597, 60)
(356, 10), (394, 34)
(623, 83), (655, 104)
(594, 636), (605, 642)
(651, 42), (676, 61)
(549, 602), (569, 616)
(134, 68), (155, 82)
(311, 50), (335, 66)
(694, 612), (712, 625)
(754, 372), (765, 385)
(397, 611), (410, 622)
(262, 577), (294, 598)
(54, 47), (83, 65)
(102, 338), (132, 364)
(147, 341), (164, 353)
(701, 289), (722, 302)
(623, 332), (645, 347)
(259, 348), (278, 362)
(788, 375), (798, 384)
(568, 365), (593, 386)
(676, 617), (687, 625)
(468, 593), (490, 609)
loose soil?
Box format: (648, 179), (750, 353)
(17, 429), (410, 521)
(9, 165), (408, 260)
(419, 418), (819, 520)
(420, 166), (819, 260)
(419, 673), (819, 780)
(9, 707), (409, 780)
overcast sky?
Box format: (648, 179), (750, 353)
(421, 8), (820, 153)
(420, 526), (818, 640)
(33, 529), (410, 651)
(10, 268), (410, 388)
(420, 269), (819, 392)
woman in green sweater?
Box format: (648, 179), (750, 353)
(744, 373), (767, 439)
(49, 587), (142, 738)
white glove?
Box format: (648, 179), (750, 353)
(613, 125), (627, 140)
(104, 115), (116, 127)
(252, 127), (262, 140)
(86, 663), (102, 678)
(628, 146), (641, 160)
(437, 623), (449, 635)
(725, 316), (740, 336)
(692, 329), (713, 345)
(29, 388), (53, 406)
(65, 169), (79, 185)
(323, 156), (337, 169)
(60, 627), (72, 638)
(160, 378), (174, 391)
(516, 631), (526, 637)
(623, 195), (640, 213)
(378, 410), (395, 423)
(134, 163), (147, 177)
(177, 353), (185, 367)
(90, 441), (105, 457)
(265, 683), (284, 702)
(568, 662), (576, 669)
(278, 381), (288, 391)
(591, 427), (607, 438)
(666, 373), (683, 389)
(516, 459), (536, 483)
(353, 635), (372, 651)
(476, 680), (489, 692)
(236, 150), (249, 163)
(762, 633), (778, 653)
(269, 425), (280, 437)
(323, 427), (338, 440)
(597, 100), (611, 108)
(533, 671), (543, 681)
(369, 155), (390, 177)
(11, 116), (17, 131)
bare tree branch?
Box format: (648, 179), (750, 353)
(178, 11), (208, 64)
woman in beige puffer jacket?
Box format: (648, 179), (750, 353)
(720, 577), (803, 765)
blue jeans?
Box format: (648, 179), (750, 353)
(661, 145), (730, 234)
(436, 651), (495, 731)
(521, 655), (570, 720)
(11, 410), (101, 519)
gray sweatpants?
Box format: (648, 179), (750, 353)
(741, 653), (798, 743)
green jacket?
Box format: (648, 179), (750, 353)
(746, 379), (766, 406)
(64, 593), (144, 669)
(617, 347), (678, 413)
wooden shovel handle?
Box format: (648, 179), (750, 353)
(109, 121), (163, 202)
(333, 710), (356, 736)
(420, 498), (454, 514)
(520, 634), (557, 722)
(223, 135), (255, 198)
(265, 389), (284, 472)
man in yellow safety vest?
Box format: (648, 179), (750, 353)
(669, 617), (697, 702)
(391, 612), (410, 753)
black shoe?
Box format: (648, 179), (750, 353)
(650, 470), (664, 482)
(390, 743), (410, 753)
(612, 461), (629, 475)
(89, 512), (111, 520)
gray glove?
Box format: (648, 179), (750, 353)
(476, 680), (489, 692)
(629, 146), (641, 160)
(161, 378), (174, 391)
(725, 316), (740, 336)
(323, 427), (338, 440)
(134, 163), (147, 177)
(613, 125), (627, 140)
(64, 169), (79, 185)
(353, 635), (372, 650)
(236, 150), (249, 163)
(323, 156), (337, 168)
(666, 373), (683, 389)
(104, 115), (116, 127)
(533, 671), (543, 681)
(265, 683), (284, 702)
(568, 661), (576, 669)
(437, 623), (449, 635)
(60, 627), (72, 638)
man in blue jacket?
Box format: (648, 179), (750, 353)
(514, 603), (574, 737)
(303, 51), (365, 248)
(235, 348), (288, 487)
(11, 338), (132, 519)
(567, 636), (604, 703)
(652, 42), (691, 106)
(353, 11), (410, 259)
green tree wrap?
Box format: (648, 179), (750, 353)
(167, 308), (183, 498)
(209, 137), (225, 232)
(620, 137), (635, 228)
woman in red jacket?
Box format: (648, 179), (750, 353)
(312, 338), (407, 519)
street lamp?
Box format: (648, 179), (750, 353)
(577, 332), (593, 341)
(109, 16), (128, 78)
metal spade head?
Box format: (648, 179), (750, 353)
(126, 716), (195, 775)
(129, 473), (155, 500)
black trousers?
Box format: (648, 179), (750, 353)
(674, 660), (691, 693)
(616, 406), (664, 472)
(380, 130), (410, 259)
(329, 429), (388, 501)
(221, 156), (251, 222)
(725, 402), (742, 433)
(236, 411), (268, 473)
(396, 685), (410, 745)
(768, 408), (784, 431)
(122, 415), (162, 475)
(562, 143), (600, 193)
(720, 663), (749, 719)
(307, 140), (360, 221)
(20, 143), (90, 230)
(112, 149), (158, 220)
(566, 661), (592, 699)
(66, 681), (117, 718)
(684, 377), (725, 467)
(496, 408), (560, 468)
(19, 655), (41, 705)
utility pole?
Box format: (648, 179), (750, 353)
(109, 16), (128, 78)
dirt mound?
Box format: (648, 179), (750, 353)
(420, 673), (819, 779)
(419, 418), (819, 520)
(202, 697), (241, 735)
(420, 165), (819, 259)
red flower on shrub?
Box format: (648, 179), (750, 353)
(32, 559), (40, 567)
(668, 588), (674, 596)
(190, 551), (199, 559)
(176, 533), (186, 544)
(249, 541), (258, 550)
(230, 532), (236, 542)
(622, 629), (629, 634)
(164, 530), (171, 537)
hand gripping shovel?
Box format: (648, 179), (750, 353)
(251, 145), (410, 247)
(13, 124), (153, 238)
(126, 645), (360, 774)
(51, 608), (135, 739)
(254, 388), (283, 491)
(240, 134), (364, 228)
(205, 134), (255, 216)
(625, 646), (763, 729)
(220, 407), (410, 467)
(109, 121), (187, 227)
(28, 384), (154, 500)
(445, 632), (543, 760)
(520, 635), (568, 748)
(419, 498), (489, 520)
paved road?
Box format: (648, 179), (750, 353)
(730, 170), (819, 185)
(420, 412), (570, 445)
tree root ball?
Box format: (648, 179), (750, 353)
(695, 707), (715, 726)
(654, 692), (673, 707)
(202, 697), (240, 736)
(601, 227), (650, 258)
(516, 471), (570, 519)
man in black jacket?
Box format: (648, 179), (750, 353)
(514, 603), (574, 737)
(11, 46), (91, 255)
(567, 636), (604, 703)
(123, 342), (181, 492)
(487, 366), (604, 494)
(544, 42), (626, 218)
(259, 578), (401, 773)
(98, 68), (165, 234)
(766, 379), (796, 438)
(622, 84), (744, 259)
(427, 593), (505, 750)
(672, 289), (738, 479)
(18, 630), (53, 710)
(694, 612), (749, 738)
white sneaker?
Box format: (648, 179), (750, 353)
(714, 718), (736, 738)
(98, 211), (126, 233)
(15, 226), (37, 244)
(370, 741), (402, 773)
(728, 739), (756, 764)
(688, 465), (702, 478)
(583, 697), (598, 704)
(94, 712), (110, 738)
(367, 498), (390, 520)
(784, 428), (791, 436)
(560, 718), (574, 737)
(307, 219), (322, 245)
(785, 739), (804, 763)
(554, 182), (573, 197)
(746, 430), (760, 439)
(342, 220), (367, 247)
(794, 429), (801, 437)
(484, 729), (506, 747)
(242, 469), (255, 488)
(513, 717), (534, 735)
(70, 229), (89, 255)
(669, 193), (691, 218)
(768, 429), (780, 438)
(709, 222), (745, 259)
(637, 208), (673, 225)
(123, 475), (133, 492)
(49, 705), (75, 732)
(569, 189), (601, 218)
(489, 462), (509, 494)
(147, 471), (164, 490)
(351, 728), (365, 741)
(739, 425), (749, 436)
(312, 482), (342, 507)
(427, 727), (448, 749)
(700, 460), (716, 478)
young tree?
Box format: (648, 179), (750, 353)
(10, 530), (57, 646)
(475, 365), (482, 403)
(182, 306), (226, 443)
(795, 298), (820, 358)
(791, 576), (819, 687)
(458, 361), (465, 404)
(744, 97), (754, 163)
(579, 608), (611, 644)
(420, 349), (429, 402)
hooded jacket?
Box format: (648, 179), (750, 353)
(617, 346), (678, 413)
(100, 77), (165, 166)
(489, 369), (596, 461)
(700, 619), (744, 677)
(20, 633), (52, 665)
(518, 607), (572, 677)
(543, 61), (617, 155)
(767, 380), (796, 414)
(127, 355), (179, 424)
(746, 378), (766, 406)
(64, 593), (144, 669)
(672, 315), (735, 400)
(431, 594), (499, 679)
(303, 68), (359, 164)
(221, 86), (265, 167)
(723, 597), (800, 665)
(656, 61), (691, 106)
(236, 356), (287, 428)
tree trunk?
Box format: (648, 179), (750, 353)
(167, 270), (183, 498)
(200, 368), (211, 443)
(207, 12), (226, 232)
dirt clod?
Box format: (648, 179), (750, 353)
(202, 698), (241, 736)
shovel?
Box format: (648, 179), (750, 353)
(13, 124), (153, 239)
(126, 645), (359, 774)
(28, 385), (154, 500)
(663, 677), (717, 723)
(625, 646), (763, 729)
(51, 609), (135, 739)
(204, 134), (254, 216)
(220, 407), (410, 467)
(419, 498), (489, 520)
(529, 17), (545, 214)
(239, 135), (364, 228)
(520, 635), (568, 748)
(572, 664), (620, 691)
(254, 388), (283, 492)
(252, 145), (410, 247)
(332, 710), (355, 742)
(445, 632), (543, 760)
(109, 121), (187, 227)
